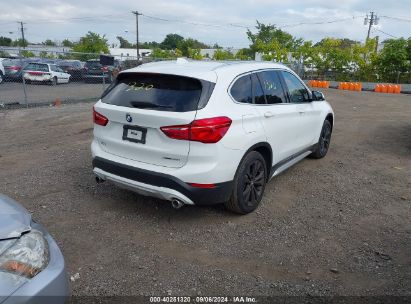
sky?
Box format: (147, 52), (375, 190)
(0, 0), (410, 48)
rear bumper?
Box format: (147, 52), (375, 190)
(92, 157), (233, 205)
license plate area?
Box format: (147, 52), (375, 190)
(122, 125), (147, 144)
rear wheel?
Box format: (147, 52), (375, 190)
(0, 72), (4, 84)
(225, 151), (267, 214)
(310, 120), (332, 159)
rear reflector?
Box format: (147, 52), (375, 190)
(187, 183), (216, 189)
(161, 116), (232, 144)
(93, 107), (109, 126)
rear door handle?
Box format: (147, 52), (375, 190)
(264, 111), (275, 118)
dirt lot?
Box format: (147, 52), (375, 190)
(0, 89), (410, 298)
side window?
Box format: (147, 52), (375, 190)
(230, 74), (252, 104)
(50, 65), (57, 72)
(257, 71), (286, 104)
(251, 73), (266, 104)
(281, 71), (310, 103)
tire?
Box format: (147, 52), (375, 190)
(310, 119), (332, 159)
(51, 77), (57, 86)
(0, 72), (4, 84)
(224, 151), (267, 214)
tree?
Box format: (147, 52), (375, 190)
(0, 36), (12, 46)
(188, 48), (203, 60)
(235, 48), (254, 60)
(161, 34), (184, 50)
(21, 50), (35, 57)
(375, 38), (410, 83)
(62, 39), (74, 47)
(72, 32), (109, 60)
(213, 49), (234, 60)
(151, 48), (176, 59)
(116, 36), (133, 48)
(42, 39), (56, 46)
(247, 21), (302, 54)
(39, 51), (55, 59)
(12, 38), (28, 47)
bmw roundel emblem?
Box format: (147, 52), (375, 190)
(126, 113), (132, 123)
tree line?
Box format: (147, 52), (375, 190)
(0, 21), (410, 83)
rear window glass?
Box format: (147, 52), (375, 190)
(59, 61), (79, 67)
(85, 61), (102, 68)
(101, 73), (206, 112)
(24, 63), (49, 72)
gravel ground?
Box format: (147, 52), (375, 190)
(0, 89), (410, 299)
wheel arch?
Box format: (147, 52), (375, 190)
(241, 142), (273, 181)
(325, 113), (334, 131)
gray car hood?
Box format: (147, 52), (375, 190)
(0, 194), (31, 240)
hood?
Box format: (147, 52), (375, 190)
(0, 194), (31, 240)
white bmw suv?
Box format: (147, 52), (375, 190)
(91, 60), (334, 214)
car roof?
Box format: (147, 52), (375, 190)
(124, 59), (291, 82)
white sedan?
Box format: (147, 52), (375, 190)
(23, 62), (70, 85)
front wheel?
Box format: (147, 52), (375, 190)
(225, 151), (267, 214)
(310, 119), (332, 159)
(50, 77), (57, 86)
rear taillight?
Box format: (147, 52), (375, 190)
(160, 116), (232, 144)
(101, 66), (109, 72)
(6, 66), (21, 71)
(93, 107), (108, 126)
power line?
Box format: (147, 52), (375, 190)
(380, 15), (411, 23)
(373, 28), (398, 39)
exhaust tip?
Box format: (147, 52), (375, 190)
(171, 199), (184, 209)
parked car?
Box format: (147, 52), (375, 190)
(91, 60), (334, 214)
(2, 59), (30, 82)
(0, 58), (5, 84)
(83, 59), (121, 83)
(58, 60), (83, 81)
(0, 194), (69, 303)
(23, 62), (70, 85)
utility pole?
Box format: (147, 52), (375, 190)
(20, 21), (26, 49)
(364, 12), (379, 42)
(18, 21), (28, 106)
(132, 11), (142, 61)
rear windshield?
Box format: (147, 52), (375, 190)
(24, 63), (49, 72)
(59, 61), (79, 67)
(101, 73), (214, 112)
(85, 61), (102, 68)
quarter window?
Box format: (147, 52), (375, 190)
(230, 75), (252, 104)
(257, 71), (285, 104)
(281, 71), (310, 103)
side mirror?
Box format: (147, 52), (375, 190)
(312, 90), (325, 101)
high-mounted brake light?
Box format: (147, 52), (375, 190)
(93, 107), (109, 126)
(160, 116), (232, 144)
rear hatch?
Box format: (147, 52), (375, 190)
(94, 72), (215, 168)
(85, 61), (105, 76)
(23, 63), (50, 79)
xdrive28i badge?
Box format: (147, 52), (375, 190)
(126, 113), (132, 123)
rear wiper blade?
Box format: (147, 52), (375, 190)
(130, 101), (173, 109)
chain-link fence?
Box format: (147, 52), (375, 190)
(0, 48), (154, 107)
(1, 48), (410, 107)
